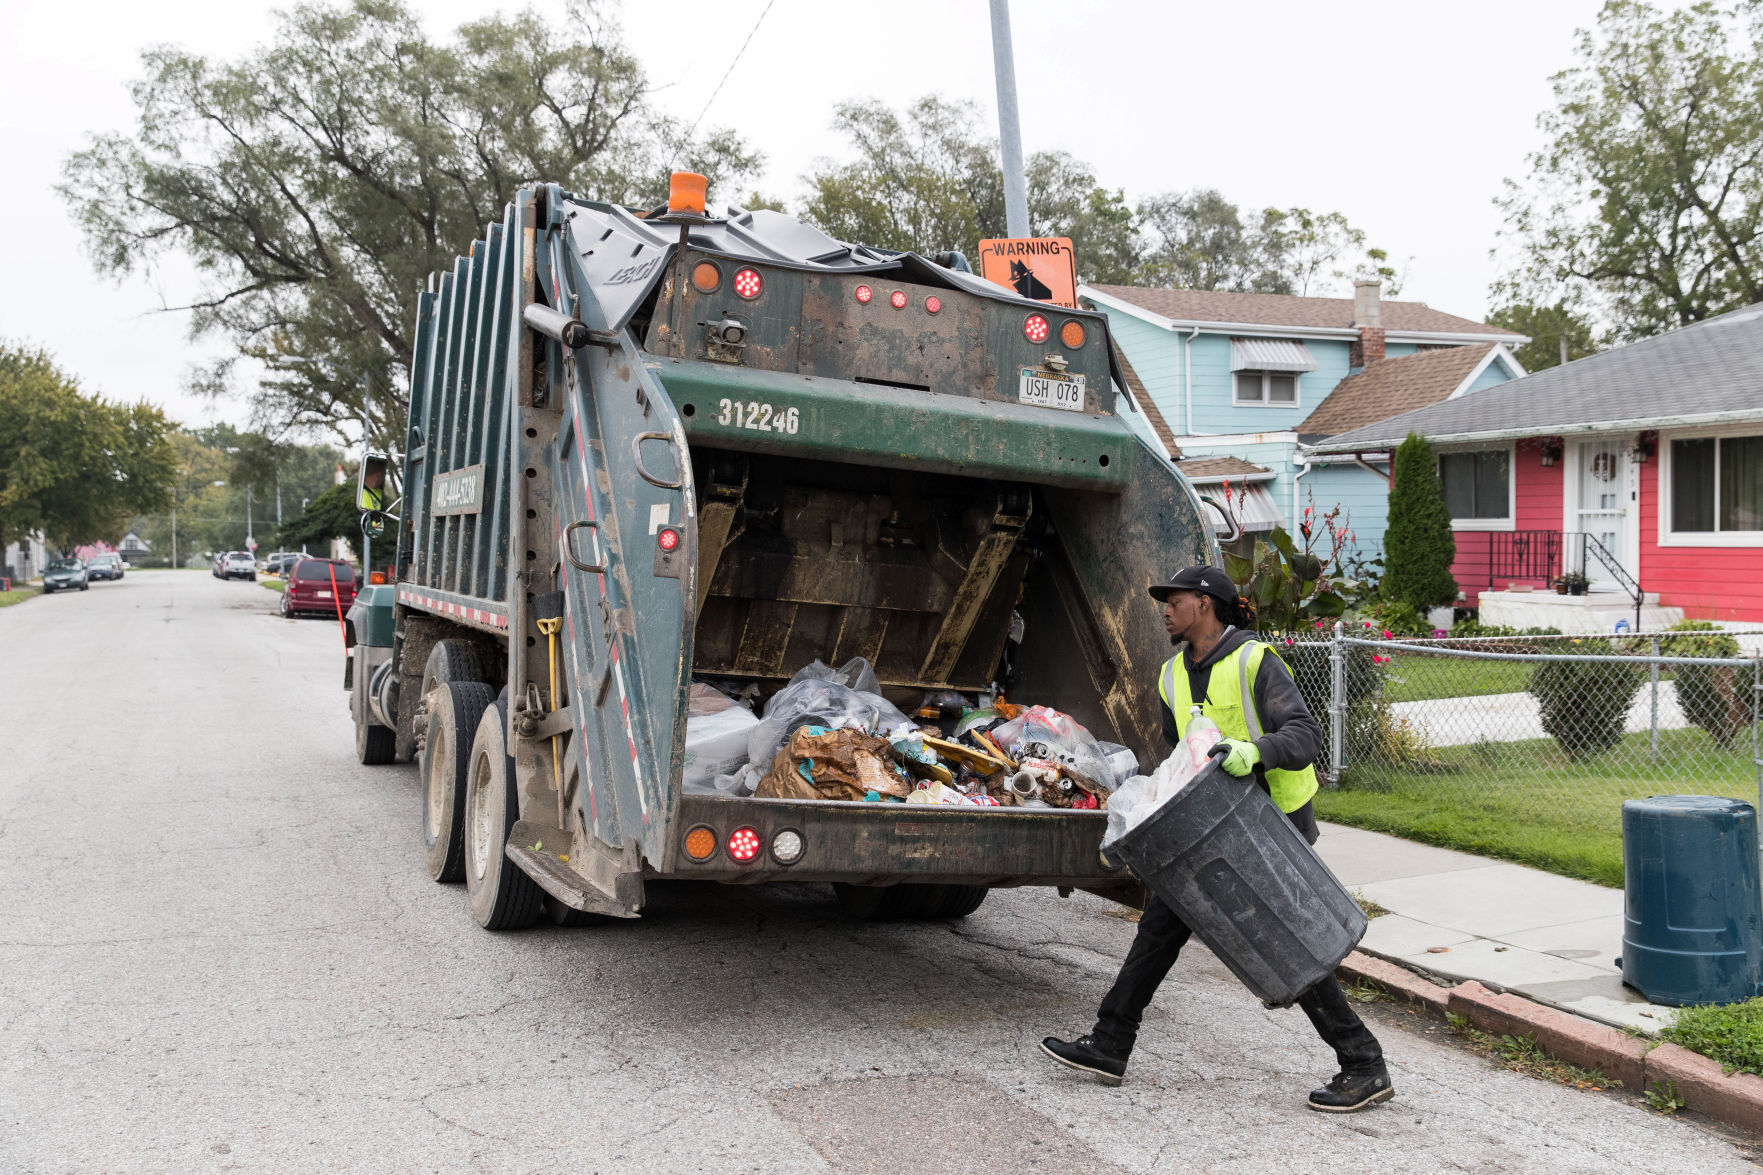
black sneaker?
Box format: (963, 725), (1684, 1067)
(1040, 1035), (1128, 1085)
(1307, 1067), (1394, 1113)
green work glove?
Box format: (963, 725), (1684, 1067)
(1211, 738), (1261, 777)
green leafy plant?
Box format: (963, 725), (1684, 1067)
(1662, 996), (1763, 1076)
(1383, 433), (1457, 610)
(1374, 599), (1430, 638)
(1645, 1080), (1685, 1115)
(1557, 571), (1590, 595)
(1526, 638), (1646, 761)
(1663, 620), (1747, 747)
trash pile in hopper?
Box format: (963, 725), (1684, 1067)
(682, 658), (1136, 807)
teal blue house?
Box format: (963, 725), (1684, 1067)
(1082, 281), (1526, 562)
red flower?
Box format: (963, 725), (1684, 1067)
(1381, 630), (1392, 640)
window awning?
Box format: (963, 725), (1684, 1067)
(1199, 482), (1284, 534)
(1230, 338), (1317, 373)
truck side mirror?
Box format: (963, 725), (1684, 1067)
(357, 452), (389, 511)
(361, 511), (389, 538)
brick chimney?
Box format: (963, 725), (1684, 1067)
(1349, 279), (1385, 370)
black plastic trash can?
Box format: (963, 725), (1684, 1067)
(1621, 795), (1763, 1006)
(1110, 756), (1367, 1007)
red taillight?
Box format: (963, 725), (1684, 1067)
(733, 268), (763, 300)
(728, 827), (761, 862)
(889, 290), (907, 310)
(657, 526), (680, 552)
(854, 284), (873, 304)
(1024, 314), (1050, 344)
(924, 295), (942, 314)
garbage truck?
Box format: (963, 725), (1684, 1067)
(343, 176), (1221, 929)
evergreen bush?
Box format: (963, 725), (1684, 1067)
(1664, 620), (1746, 746)
(1382, 433), (1457, 609)
(1526, 638), (1645, 761)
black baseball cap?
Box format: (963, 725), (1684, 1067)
(1149, 565), (1237, 604)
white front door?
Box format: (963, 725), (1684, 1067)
(1573, 439), (1634, 590)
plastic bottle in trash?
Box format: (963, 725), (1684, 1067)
(1183, 706), (1222, 771)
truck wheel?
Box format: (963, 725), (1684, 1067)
(422, 681), (494, 883)
(927, 885), (990, 919)
(355, 713), (396, 765)
(421, 638), (486, 698)
(463, 697), (544, 930)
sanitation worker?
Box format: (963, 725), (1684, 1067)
(1041, 565), (1393, 1113)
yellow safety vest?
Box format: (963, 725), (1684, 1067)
(1158, 641), (1319, 814)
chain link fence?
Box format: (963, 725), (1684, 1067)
(1275, 628), (1763, 883)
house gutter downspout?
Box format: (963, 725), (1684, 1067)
(1353, 454), (1391, 487)
(1291, 449), (1311, 533)
(1184, 326), (1199, 436)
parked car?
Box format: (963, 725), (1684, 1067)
(264, 552), (303, 578)
(85, 553), (125, 581)
(280, 558), (357, 618)
(220, 551), (257, 581)
(42, 559), (88, 593)
(211, 553), (226, 578)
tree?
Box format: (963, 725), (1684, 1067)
(1382, 433), (1457, 610)
(798, 97), (1140, 283)
(0, 343), (176, 552)
(61, 0), (761, 452)
(1485, 301), (1600, 370)
(1495, 1), (1763, 338)
(1133, 190), (1400, 295)
(278, 481), (363, 561)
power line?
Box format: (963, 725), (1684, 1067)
(681, 0), (777, 150)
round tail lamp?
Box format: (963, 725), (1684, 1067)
(924, 296), (942, 315)
(889, 290), (908, 310)
(854, 284), (873, 304)
(1060, 320), (1087, 348)
(727, 827), (762, 862)
(733, 268), (763, 300)
(683, 826), (717, 861)
(691, 261), (722, 292)
(1023, 314), (1051, 344)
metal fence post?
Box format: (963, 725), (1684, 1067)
(1754, 657), (1761, 833)
(1329, 621), (1346, 778)
(1649, 635), (1660, 763)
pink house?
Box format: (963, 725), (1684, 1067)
(1308, 304), (1763, 630)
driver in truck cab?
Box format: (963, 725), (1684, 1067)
(1040, 565), (1394, 1113)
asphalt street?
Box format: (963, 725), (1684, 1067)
(1, 571), (1756, 1174)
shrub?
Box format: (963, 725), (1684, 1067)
(1663, 620), (1747, 746)
(1375, 599), (1430, 638)
(1526, 638), (1646, 761)
(1382, 433), (1457, 610)
(1662, 998), (1763, 1076)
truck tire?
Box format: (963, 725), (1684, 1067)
(355, 712), (396, 765)
(835, 883), (989, 921)
(421, 639), (486, 698)
(422, 681), (495, 883)
(542, 894), (605, 927)
(463, 697), (544, 930)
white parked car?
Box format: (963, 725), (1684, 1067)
(221, 551), (257, 581)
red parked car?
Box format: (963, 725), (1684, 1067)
(280, 558), (357, 618)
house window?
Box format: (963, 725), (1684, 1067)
(1670, 435), (1763, 534)
(1234, 371), (1299, 405)
(1439, 450), (1511, 521)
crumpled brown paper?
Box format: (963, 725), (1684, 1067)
(755, 727), (911, 801)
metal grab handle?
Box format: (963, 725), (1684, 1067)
(631, 431), (684, 490)
(564, 519), (607, 573)
(1197, 494), (1242, 544)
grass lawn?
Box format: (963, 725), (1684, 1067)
(1664, 999), (1763, 1075)
(0, 583), (41, 607)
(1379, 653), (1533, 703)
(260, 577), (284, 592)
(1315, 726), (1759, 888)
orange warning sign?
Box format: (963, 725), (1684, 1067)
(977, 237), (1077, 308)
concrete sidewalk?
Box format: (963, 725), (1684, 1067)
(1389, 680), (1689, 747)
(1313, 822), (1674, 1033)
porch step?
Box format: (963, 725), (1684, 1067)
(1478, 589), (1683, 635)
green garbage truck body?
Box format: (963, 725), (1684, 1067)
(348, 184), (1217, 923)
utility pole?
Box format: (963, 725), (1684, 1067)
(989, 0), (1030, 239)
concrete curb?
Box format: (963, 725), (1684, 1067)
(1337, 953), (1763, 1135)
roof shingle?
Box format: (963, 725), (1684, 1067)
(1177, 456), (1273, 481)
(1312, 302), (1763, 452)
(1298, 344), (1496, 437)
(1087, 285), (1515, 338)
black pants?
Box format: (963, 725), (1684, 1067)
(1091, 804), (1383, 1075)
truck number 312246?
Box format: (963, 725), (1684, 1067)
(716, 399), (800, 434)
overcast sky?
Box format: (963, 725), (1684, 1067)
(0, 0), (1676, 436)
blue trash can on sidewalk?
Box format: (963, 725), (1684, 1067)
(1621, 795), (1763, 1006)
(1110, 756), (1366, 1007)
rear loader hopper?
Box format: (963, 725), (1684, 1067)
(345, 178), (1220, 928)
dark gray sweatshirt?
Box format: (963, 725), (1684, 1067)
(1159, 626), (1324, 776)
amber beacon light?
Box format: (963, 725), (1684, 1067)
(667, 171), (708, 215)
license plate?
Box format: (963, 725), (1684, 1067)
(315, 590), (331, 599)
(1018, 369), (1086, 412)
